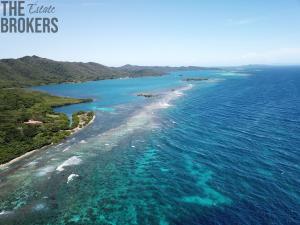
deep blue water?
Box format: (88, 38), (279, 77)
(0, 67), (300, 224)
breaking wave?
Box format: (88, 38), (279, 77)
(56, 156), (82, 172)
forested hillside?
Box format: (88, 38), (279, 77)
(0, 55), (214, 88)
(0, 88), (93, 164)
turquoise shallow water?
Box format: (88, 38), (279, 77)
(0, 67), (300, 224)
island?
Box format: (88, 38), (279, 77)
(183, 77), (209, 81)
(137, 93), (159, 98)
(0, 88), (94, 164)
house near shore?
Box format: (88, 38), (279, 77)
(24, 120), (43, 125)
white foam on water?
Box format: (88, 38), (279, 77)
(0, 210), (13, 216)
(158, 102), (172, 108)
(56, 156), (82, 172)
(79, 140), (87, 144)
(26, 161), (38, 167)
(33, 203), (46, 211)
(67, 174), (79, 184)
(36, 165), (56, 177)
(218, 72), (250, 77)
(145, 84), (193, 111)
(94, 84), (193, 151)
(63, 146), (71, 152)
(206, 78), (225, 83)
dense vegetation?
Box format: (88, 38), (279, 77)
(71, 111), (94, 129)
(0, 55), (215, 88)
(0, 55), (216, 163)
(0, 88), (93, 164)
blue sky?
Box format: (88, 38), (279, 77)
(1, 0), (300, 66)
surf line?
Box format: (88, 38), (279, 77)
(93, 84), (194, 151)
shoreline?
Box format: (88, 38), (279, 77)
(0, 114), (96, 169)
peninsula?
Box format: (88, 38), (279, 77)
(0, 55), (217, 164)
(0, 88), (94, 164)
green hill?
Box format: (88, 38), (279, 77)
(0, 56), (217, 163)
(0, 56), (122, 88)
(0, 88), (94, 164)
(0, 56), (162, 88)
(0, 56), (216, 88)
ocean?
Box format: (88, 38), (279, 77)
(0, 66), (299, 225)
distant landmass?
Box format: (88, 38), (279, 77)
(0, 55), (218, 88)
(0, 55), (219, 164)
